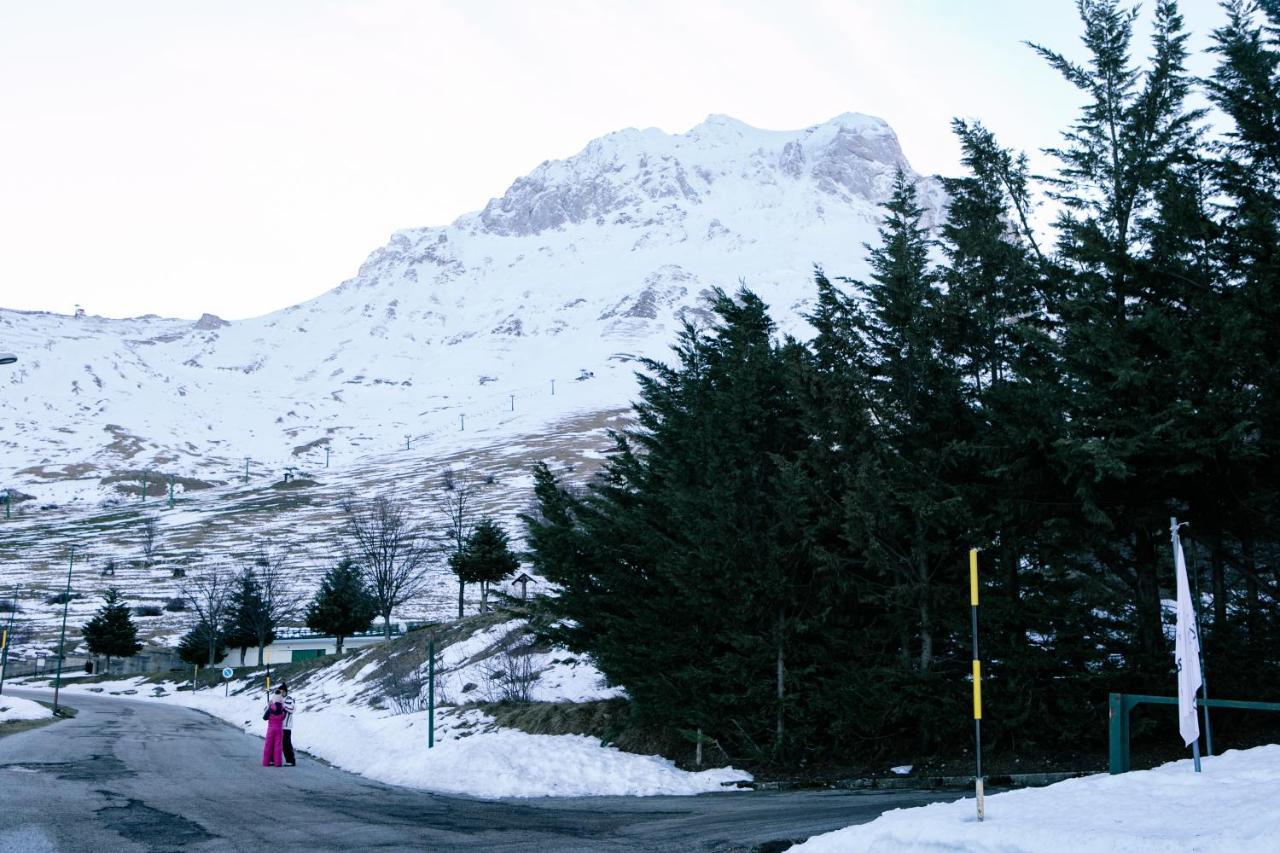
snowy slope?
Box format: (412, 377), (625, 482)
(0, 112), (942, 642)
(792, 745), (1280, 852)
(1, 112), (939, 497)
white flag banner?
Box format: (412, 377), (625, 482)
(1173, 526), (1202, 748)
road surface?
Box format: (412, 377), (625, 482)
(0, 690), (959, 852)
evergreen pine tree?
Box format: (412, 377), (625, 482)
(851, 171), (972, 677)
(1205, 0), (1280, 670)
(82, 588), (143, 672)
(526, 288), (817, 760)
(223, 569), (273, 666)
(449, 518), (520, 613)
(305, 558), (376, 654)
(1029, 0), (1207, 675)
(177, 623), (226, 669)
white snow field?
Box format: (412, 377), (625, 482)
(792, 745), (1280, 852)
(0, 695), (50, 723)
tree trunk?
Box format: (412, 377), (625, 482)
(1133, 528), (1163, 663)
(458, 581), (465, 618)
(775, 609), (785, 752)
(336, 635), (345, 655)
(1211, 531), (1226, 636)
(480, 582), (489, 613)
(382, 612), (393, 639)
(1243, 536), (1260, 647)
(1005, 544), (1023, 640)
(913, 517), (932, 671)
(256, 644), (264, 667)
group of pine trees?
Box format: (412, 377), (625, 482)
(174, 515), (523, 668)
(524, 0), (1280, 765)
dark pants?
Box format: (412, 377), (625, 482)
(283, 729), (295, 765)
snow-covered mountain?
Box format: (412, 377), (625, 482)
(1, 112), (941, 506)
(0, 113), (943, 646)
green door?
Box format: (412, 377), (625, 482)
(291, 649), (325, 662)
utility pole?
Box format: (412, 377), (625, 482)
(244, 457), (251, 483)
(140, 469), (149, 502)
(509, 394), (514, 411)
(53, 548), (75, 714)
(550, 379), (555, 396)
(0, 585), (19, 696)
(2, 490), (8, 520)
(460, 414), (465, 431)
(167, 475), (175, 509)
(324, 446), (330, 468)
(404, 434), (411, 450)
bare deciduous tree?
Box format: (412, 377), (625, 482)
(182, 565), (233, 666)
(434, 467), (488, 617)
(235, 545), (301, 666)
(341, 495), (432, 638)
(482, 644), (538, 703)
(139, 515), (159, 566)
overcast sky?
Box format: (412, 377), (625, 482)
(0, 0), (1229, 320)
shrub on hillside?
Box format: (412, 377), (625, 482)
(133, 605), (163, 617)
(45, 592), (80, 605)
(163, 597), (186, 612)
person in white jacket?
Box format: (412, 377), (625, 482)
(280, 682), (297, 766)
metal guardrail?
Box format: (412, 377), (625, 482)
(1108, 692), (1280, 774)
(272, 625), (403, 641)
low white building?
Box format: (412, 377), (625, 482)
(215, 624), (407, 669)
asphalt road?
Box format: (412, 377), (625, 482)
(0, 690), (960, 852)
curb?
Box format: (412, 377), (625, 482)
(748, 769), (1096, 792)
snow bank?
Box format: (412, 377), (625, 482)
(0, 695), (50, 723)
(793, 745), (1280, 852)
(52, 676), (749, 798)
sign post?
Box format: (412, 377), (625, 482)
(428, 634), (436, 749)
(969, 548), (985, 821)
(0, 585), (18, 696)
(222, 666), (233, 697)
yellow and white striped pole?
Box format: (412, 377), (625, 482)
(970, 548), (985, 821)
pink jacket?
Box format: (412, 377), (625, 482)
(265, 700), (287, 730)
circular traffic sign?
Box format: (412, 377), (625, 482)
(221, 667), (234, 679)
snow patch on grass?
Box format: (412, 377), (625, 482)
(0, 696), (51, 722)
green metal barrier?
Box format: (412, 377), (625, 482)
(1108, 693), (1280, 774)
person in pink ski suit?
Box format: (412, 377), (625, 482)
(263, 687), (287, 767)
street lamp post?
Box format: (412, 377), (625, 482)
(53, 547), (75, 714)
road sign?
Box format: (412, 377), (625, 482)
(222, 667), (234, 679)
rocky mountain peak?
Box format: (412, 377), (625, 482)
(475, 113), (924, 238)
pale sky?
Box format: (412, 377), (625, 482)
(0, 0), (1229, 320)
